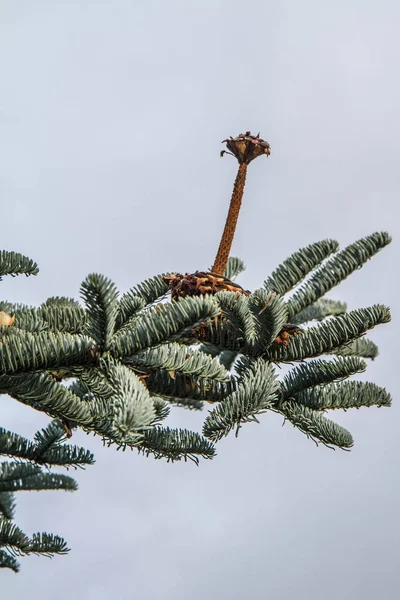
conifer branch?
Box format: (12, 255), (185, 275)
(264, 239), (339, 295)
(144, 369), (233, 405)
(0, 492), (15, 520)
(0, 519), (69, 558)
(216, 291), (258, 347)
(291, 298), (347, 325)
(0, 330), (96, 376)
(0, 548), (20, 572)
(81, 274), (119, 350)
(13, 312), (48, 333)
(129, 342), (230, 382)
(267, 305), (390, 362)
(0, 463), (77, 493)
(127, 273), (170, 307)
(286, 232), (391, 319)
(203, 359), (278, 442)
(2, 372), (95, 425)
(38, 305), (86, 333)
(0, 251), (39, 277)
(332, 337), (379, 360)
(248, 289), (288, 352)
(292, 380), (391, 410)
(136, 427), (216, 464)
(223, 257), (246, 281)
(280, 357), (367, 399)
(111, 295), (219, 356)
(116, 292), (146, 329)
(277, 402), (354, 449)
(0, 422), (94, 468)
(106, 363), (157, 445)
(151, 398), (171, 424)
(77, 366), (115, 400)
(198, 345), (238, 371)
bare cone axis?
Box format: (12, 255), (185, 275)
(212, 163), (248, 276)
(163, 132), (270, 300)
(212, 132), (271, 276)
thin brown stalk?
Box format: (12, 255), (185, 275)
(212, 163), (248, 276)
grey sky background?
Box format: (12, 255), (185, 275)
(1, 1), (399, 598)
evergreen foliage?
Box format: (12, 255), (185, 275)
(0, 153), (393, 570)
(0, 232), (391, 466)
(0, 420), (94, 572)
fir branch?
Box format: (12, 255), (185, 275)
(0, 548), (19, 572)
(291, 298), (347, 325)
(0, 330), (96, 376)
(280, 357), (367, 399)
(215, 291), (258, 347)
(1, 372), (95, 425)
(162, 395), (204, 410)
(0, 519), (69, 557)
(13, 313), (48, 333)
(0, 429), (36, 462)
(203, 359), (279, 442)
(78, 366), (115, 400)
(0, 463), (77, 493)
(33, 420), (95, 467)
(151, 398), (171, 424)
(32, 444), (95, 469)
(198, 344), (238, 371)
(332, 337), (379, 360)
(33, 419), (67, 455)
(248, 289), (288, 351)
(286, 232), (391, 319)
(264, 239), (339, 295)
(106, 363), (157, 445)
(223, 257), (246, 281)
(111, 295), (220, 356)
(145, 369), (233, 404)
(43, 297), (80, 308)
(277, 401), (354, 449)
(129, 342), (230, 382)
(267, 305), (390, 362)
(0, 251), (39, 277)
(293, 380), (391, 410)
(136, 427), (216, 464)
(81, 274), (119, 350)
(13, 304), (86, 334)
(116, 292), (146, 329)
(26, 532), (70, 557)
(0, 520), (31, 556)
(0, 492), (15, 520)
(128, 274), (170, 306)
(38, 305), (86, 334)
(0, 423), (94, 468)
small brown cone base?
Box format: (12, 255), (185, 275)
(163, 271), (250, 301)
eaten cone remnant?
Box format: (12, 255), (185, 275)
(212, 132), (271, 276)
(163, 132), (270, 300)
(163, 271), (250, 301)
(162, 132), (296, 345)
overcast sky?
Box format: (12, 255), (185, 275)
(1, 1), (399, 598)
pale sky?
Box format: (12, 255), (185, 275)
(1, 2), (399, 599)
